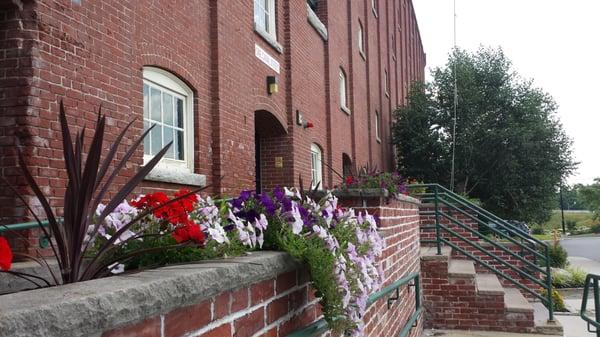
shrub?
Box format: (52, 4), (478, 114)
(531, 226), (546, 235)
(566, 220), (577, 232)
(591, 223), (600, 234)
(540, 287), (567, 312)
(552, 267), (587, 288)
(546, 242), (568, 268)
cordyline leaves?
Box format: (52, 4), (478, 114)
(8, 101), (209, 285)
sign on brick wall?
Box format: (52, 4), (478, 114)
(255, 44), (280, 73)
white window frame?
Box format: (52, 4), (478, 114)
(339, 68), (348, 112)
(384, 69), (389, 96)
(358, 21), (365, 56)
(142, 67), (194, 173)
(375, 110), (381, 142)
(371, 0), (378, 17)
(254, 0), (277, 41)
(310, 144), (323, 189)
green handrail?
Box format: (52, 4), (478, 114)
(0, 220), (52, 248)
(287, 272), (421, 337)
(581, 274), (600, 337)
(409, 183), (554, 322)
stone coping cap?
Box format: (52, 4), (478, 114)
(310, 188), (421, 205)
(0, 251), (300, 337)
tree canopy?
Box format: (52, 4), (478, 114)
(579, 179), (600, 219)
(393, 47), (576, 223)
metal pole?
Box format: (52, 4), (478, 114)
(434, 185), (442, 255)
(560, 187), (566, 234)
(594, 278), (600, 337)
(545, 244), (554, 322)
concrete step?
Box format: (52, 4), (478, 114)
(448, 259), (476, 278)
(475, 273), (504, 296)
(504, 287), (534, 313)
(420, 246), (451, 261)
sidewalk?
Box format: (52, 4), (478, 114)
(553, 256), (600, 337)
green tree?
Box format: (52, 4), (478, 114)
(393, 47), (576, 223)
(579, 179), (600, 219)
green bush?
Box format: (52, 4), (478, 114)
(546, 243), (568, 268)
(531, 226), (546, 235)
(591, 223), (600, 234)
(552, 267), (587, 288)
(566, 220), (577, 232)
(540, 287), (567, 312)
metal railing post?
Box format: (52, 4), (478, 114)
(545, 244), (554, 322)
(595, 278), (600, 337)
(434, 185), (442, 255)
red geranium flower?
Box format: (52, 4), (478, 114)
(345, 176), (354, 185)
(0, 236), (13, 271)
(172, 222), (204, 245)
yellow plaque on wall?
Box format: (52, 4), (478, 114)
(275, 157), (283, 168)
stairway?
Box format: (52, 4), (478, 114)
(420, 246), (562, 335)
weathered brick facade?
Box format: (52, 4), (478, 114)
(0, 0), (425, 252)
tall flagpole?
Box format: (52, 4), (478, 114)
(450, 0), (458, 192)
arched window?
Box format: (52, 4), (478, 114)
(342, 153), (353, 178)
(310, 144), (323, 189)
(358, 21), (365, 56)
(339, 68), (349, 112)
(142, 67), (194, 172)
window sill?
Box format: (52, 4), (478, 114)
(372, 7), (378, 18)
(392, 54), (396, 62)
(341, 106), (351, 115)
(359, 50), (366, 61)
(385, 92), (390, 99)
(307, 4), (328, 41)
(144, 165), (206, 187)
(376, 137), (381, 144)
(254, 25), (284, 54)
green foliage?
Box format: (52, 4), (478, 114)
(591, 223), (600, 234)
(552, 267), (588, 288)
(531, 226), (546, 235)
(579, 178), (600, 219)
(566, 220), (577, 232)
(540, 287), (567, 312)
(392, 47), (576, 223)
(546, 242), (568, 269)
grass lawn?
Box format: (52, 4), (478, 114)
(542, 210), (595, 230)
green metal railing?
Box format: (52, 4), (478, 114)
(581, 274), (600, 337)
(287, 272), (421, 337)
(409, 183), (554, 322)
(0, 220), (51, 248)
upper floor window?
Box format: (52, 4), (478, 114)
(254, 0), (277, 40)
(339, 68), (349, 112)
(143, 67), (194, 172)
(358, 21), (365, 57)
(375, 110), (381, 142)
(384, 69), (389, 96)
(310, 144), (323, 189)
(371, 0), (378, 17)
(307, 0), (318, 11)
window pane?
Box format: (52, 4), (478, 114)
(176, 98), (184, 128)
(164, 126), (174, 159)
(143, 121), (150, 155)
(150, 125), (162, 155)
(143, 84), (149, 119)
(150, 87), (162, 122)
(176, 130), (185, 160)
(163, 93), (174, 126)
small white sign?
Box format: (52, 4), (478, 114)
(255, 44), (280, 74)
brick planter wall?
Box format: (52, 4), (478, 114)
(0, 192), (423, 337)
(337, 191), (422, 337)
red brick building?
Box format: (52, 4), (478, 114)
(0, 0), (424, 230)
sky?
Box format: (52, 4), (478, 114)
(412, 0), (600, 186)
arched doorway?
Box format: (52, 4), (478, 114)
(255, 110), (287, 193)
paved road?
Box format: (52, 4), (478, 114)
(561, 236), (600, 262)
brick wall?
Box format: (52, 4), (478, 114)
(94, 195), (423, 337)
(0, 0), (425, 254)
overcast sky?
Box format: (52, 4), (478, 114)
(413, 0), (600, 186)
